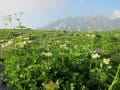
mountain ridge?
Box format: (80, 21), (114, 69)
(40, 16), (120, 31)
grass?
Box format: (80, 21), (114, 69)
(0, 29), (120, 90)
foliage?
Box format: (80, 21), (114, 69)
(2, 12), (30, 30)
(0, 30), (120, 90)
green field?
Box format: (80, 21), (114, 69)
(0, 29), (120, 90)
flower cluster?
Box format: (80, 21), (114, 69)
(16, 41), (27, 47)
(86, 34), (96, 38)
(91, 50), (111, 65)
(1, 39), (13, 48)
(91, 53), (100, 59)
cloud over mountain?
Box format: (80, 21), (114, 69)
(113, 10), (120, 19)
(41, 16), (120, 31)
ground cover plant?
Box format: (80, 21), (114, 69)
(0, 29), (120, 90)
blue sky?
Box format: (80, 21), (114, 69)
(0, 0), (120, 29)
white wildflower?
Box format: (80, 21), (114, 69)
(108, 66), (112, 69)
(74, 45), (78, 49)
(0, 39), (13, 48)
(7, 39), (13, 45)
(1, 44), (5, 48)
(0, 40), (4, 43)
(86, 34), (91, 37)
(91, 53), (100, 59)
(103, 58), (110, 64)
(91, 34), (96, 38)
(60, 44), (67, 48)
(28, 40), (32, 43)
(64, 40), (70, 44)
(17, 36), (24, 38)
(17, 41), (27, 47)
(23, 41), (27, 45)
(23, 37), (29, 40)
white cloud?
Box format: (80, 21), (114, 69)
(0, 0), (68, 28)
(0, 0), (67, 14)
(112, 10), (120, 19)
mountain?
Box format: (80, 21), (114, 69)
(41, 16), (120, 31)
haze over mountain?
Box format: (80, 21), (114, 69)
(0, 0), (120, 29)
(41, 16), (120, 31)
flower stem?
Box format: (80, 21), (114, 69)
(108, 64), (120, 90)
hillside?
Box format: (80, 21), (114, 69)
(41, 16), (120, 31)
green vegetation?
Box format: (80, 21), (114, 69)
(0, 29), (120, 90)
(2, 12), (30, 30)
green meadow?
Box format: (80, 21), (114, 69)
(0, 29), (120, 90)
